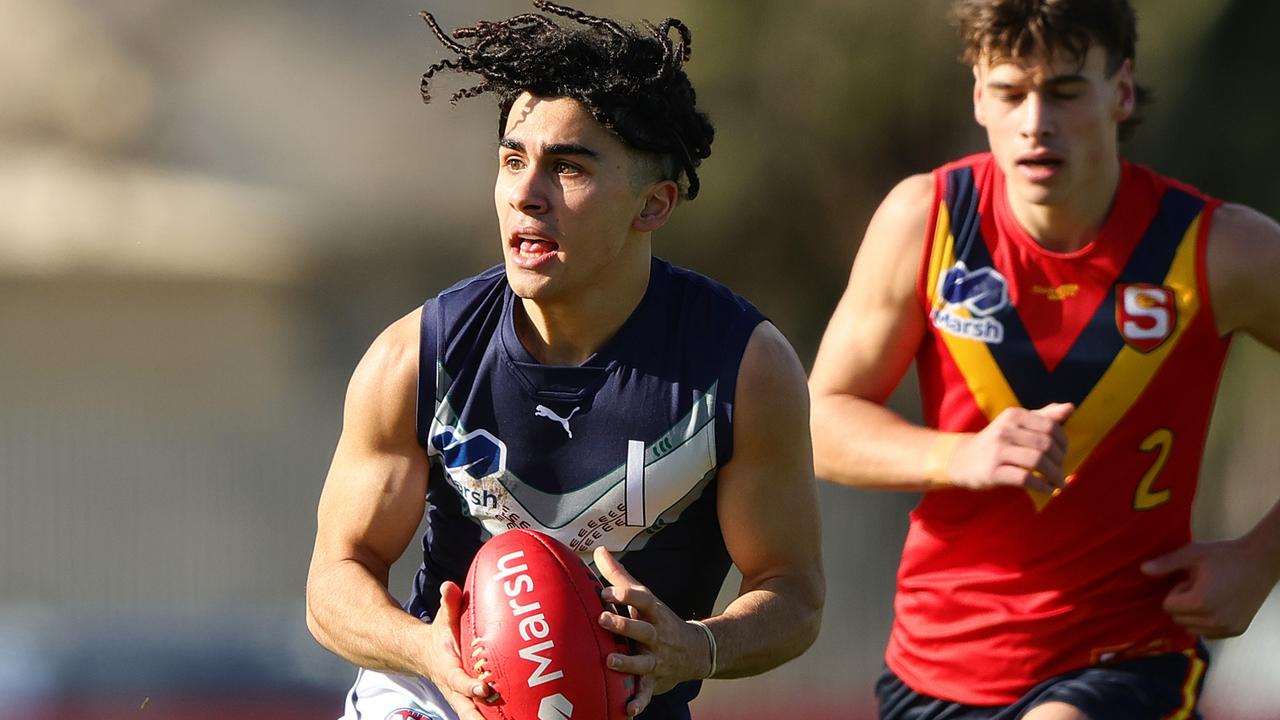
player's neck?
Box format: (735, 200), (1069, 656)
(516, 254), (651, 366)
(1008, 159), (1122, 253)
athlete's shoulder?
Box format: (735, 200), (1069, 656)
(346, 307), (422, 425)
(879, 173), (937, 221)
(1204, 201), (1280, 336)
(1210, 202), (1280, 237)
(858, 172), (935, 266)
(740, 321), (805, 385)
(1208, 202), (1280, 270)
(351, 307), (420, 377)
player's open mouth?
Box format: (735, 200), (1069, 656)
(1016, 154), (1063, 182)
(509, 229), (560, 269)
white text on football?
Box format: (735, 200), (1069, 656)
(493, 550), (565, 687)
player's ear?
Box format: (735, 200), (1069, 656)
(972, 64), (988, 127)
(1112, 57), (1136, 123)
(633, 180), (679, 233)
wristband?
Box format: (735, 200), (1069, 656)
(688, 619), (717, 679)
(923, 433), (962, 488)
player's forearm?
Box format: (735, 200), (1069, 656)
(306, 557), (431, 676)
(702, 574), (823, 679)
(810, 392), (955, 491)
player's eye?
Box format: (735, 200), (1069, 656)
(989, 84), (1025, 103)
(1049, 84), (1086, 100)
(553, 160), (581, 176)
(502, 155), (526, 171)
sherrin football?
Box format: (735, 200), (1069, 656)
(459, 529), (633, 720)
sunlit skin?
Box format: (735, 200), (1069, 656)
(309, 87), (824, 720)
(973, 45), (1136, 252)
(490, 97), (823, 718)
(495, 92), (678, 365)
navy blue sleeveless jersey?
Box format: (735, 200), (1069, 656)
(406, 257), (765, 718)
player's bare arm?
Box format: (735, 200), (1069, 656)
(809, 174), (1071, 493)
(1207, 203), (1280, 349)
(596, 321), (825, 716)
(710, 321), (825, 670)
(305, 308), (488, 719)
(1140, 203), (1280, 638)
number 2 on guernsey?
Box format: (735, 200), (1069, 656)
(1133, 428), (1174, 511)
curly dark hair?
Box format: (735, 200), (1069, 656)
(418, 1), (715, 200)
(952, 0), (1150, 140)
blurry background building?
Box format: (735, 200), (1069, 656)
(1, 0), (1277, 717)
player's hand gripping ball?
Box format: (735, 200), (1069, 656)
(459, 529), (633, 720)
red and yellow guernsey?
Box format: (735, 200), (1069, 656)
(889, 153), (1228, 704)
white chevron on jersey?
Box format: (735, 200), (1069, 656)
(426, 383), (719, 557)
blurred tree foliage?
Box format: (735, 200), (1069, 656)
(664, 0), (973, 355)
(1128, 0), (1280, 215)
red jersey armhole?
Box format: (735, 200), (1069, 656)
(1195, 198), (1226, 339)
(915, 170), (946, 309)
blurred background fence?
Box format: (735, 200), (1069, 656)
(1, 0), (1277, 717)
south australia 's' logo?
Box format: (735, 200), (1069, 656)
(1116, 284), (1176, 352)
(932, 261), (1009, 344)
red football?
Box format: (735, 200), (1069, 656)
(459, 529), (633, 720)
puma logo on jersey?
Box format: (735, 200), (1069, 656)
(534, 405), (581, 438)
(1032, 283), (1079, 301)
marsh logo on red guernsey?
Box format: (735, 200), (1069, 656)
(1117, 284), (1176, 352)
(932, 261), (1010, 344)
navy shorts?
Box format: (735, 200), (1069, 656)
(877, 643), (1209, 720)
